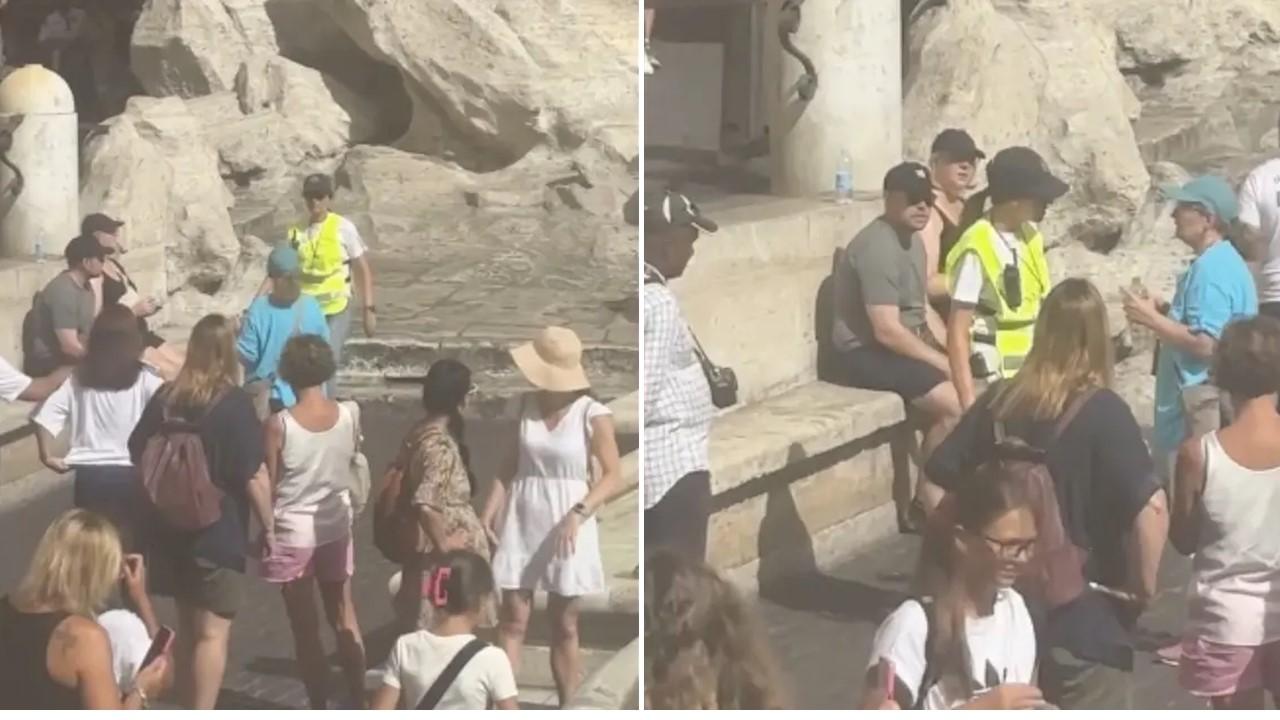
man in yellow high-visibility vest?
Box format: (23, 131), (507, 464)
(287, 174), (376, 393)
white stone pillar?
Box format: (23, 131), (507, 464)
(769, 0), (902, 196)
(0, 65), (78, 259)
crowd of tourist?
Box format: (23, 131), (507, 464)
(0, 173), (624, 710)
(642, 115), (1280, 710)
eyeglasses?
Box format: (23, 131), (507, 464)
(982, 534), (1036, 560)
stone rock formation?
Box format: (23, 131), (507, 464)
(80, 96), (244, 295)
(904, 0), (1149, 252)
(103, 0), (636, 320)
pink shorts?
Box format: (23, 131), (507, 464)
(258, 536), (354, 584)
(1179, 636), (1280, 698)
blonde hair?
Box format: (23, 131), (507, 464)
(169, 314), (240, 412)
(645, 550), (785, 710)
(13, 509), (123, 617)
(990, 277), (1113, 421)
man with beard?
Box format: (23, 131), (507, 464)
(832, 162), (962, 522)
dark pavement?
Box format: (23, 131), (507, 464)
(754, 532), (1217, 710)
(0, 399), (618, 709)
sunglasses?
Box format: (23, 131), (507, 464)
(302, 193), (328, 202)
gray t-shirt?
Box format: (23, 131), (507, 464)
(27, 272), (94, 370)
(832, 217), (927, 353)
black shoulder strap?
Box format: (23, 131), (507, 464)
(915, 597), (938, 710)
(416, 638), (488, 710)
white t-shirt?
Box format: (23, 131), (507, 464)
(867, 590), (1037, 710)
(97, 609), (150, 691)
(380, 631), (518, 710)
(1238, 158), (1280, 303)
(297, 214), (367, 298)
(31, 368), (164, 466)
(0, 357), (32, 402)
(950, 228), (1028, 309)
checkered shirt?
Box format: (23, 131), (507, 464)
(643, 268), (714, 509)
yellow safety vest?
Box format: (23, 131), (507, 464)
(288, 212), (349, 316)
(943, 218), (1050, 377)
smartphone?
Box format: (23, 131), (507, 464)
(140, 626), (175, 670)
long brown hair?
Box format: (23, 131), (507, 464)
(77, 304), (144, 390)
(914, 463), (1036, 702)
(167, 314), (239, 412)
(990, 277), (1112, 421)
(645, 550), (784, 710)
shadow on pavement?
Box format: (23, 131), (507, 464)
(756, 445), (905, 625)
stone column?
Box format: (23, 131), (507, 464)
(769, 0), (901, 196)
(0, 65), (78, 259)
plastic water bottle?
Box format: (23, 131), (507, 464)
(34, 235), (43, 264)
(834, 149), (853, 204)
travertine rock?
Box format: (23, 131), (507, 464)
(131, 0), (278, 97)
(313, 0), (637, 170)
(80, 97), (242, 295)
(905, 0), (1149, 250)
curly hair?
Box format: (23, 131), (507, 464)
(1214, 315), (1280, 399)
(278, 334), (336, 390)
(644, 550), (785, 710)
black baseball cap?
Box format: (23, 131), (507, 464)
(80, 212), (124, 236)
(65, 235), (105, 266)
(624, 187), (718, 234)
(883, 162), (934, 205)
(302, 174), (333, 198)
(986, 146), (1069, 203)
(931, 129), (986, 163)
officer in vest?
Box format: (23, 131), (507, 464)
(944, 147), (1067, 409)
(287, 174), (377, 395)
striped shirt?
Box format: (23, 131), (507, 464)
(643, 266), (714, 509)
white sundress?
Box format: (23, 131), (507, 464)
(492, 394), (609, 596)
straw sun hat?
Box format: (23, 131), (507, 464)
(510, 326), (591, 392)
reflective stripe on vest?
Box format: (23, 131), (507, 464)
(943, 219), (1050, 378)
(288, 213), (349, 316)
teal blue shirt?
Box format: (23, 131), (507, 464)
(237, 294), (330, 407)
(1153, 240), (1257, 452)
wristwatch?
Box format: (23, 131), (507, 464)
(571, 502), (589, 517)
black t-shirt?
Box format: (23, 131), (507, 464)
(129, 386), (264, 572)
(925, 387), (1160, 670)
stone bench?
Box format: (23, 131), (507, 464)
(706, 382), (910, 592)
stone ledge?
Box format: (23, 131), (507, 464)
(708, 382), (905, 495)
(704, 381), (911, 578)
(566, 637), (641, 710)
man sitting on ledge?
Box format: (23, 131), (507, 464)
(831, 162), (962, 525)
(23, 235), (104, 378)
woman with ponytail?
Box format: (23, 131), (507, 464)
(372, 550), (518, 710)
(390, 359), (493, 634)
(861, 463), (1043, 710)
(943, 147), (1067, 411)
(255, 333), (366, 709)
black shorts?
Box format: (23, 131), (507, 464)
(838, 343), (947, 402)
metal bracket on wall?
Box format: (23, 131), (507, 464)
(778, 0), (818, 101)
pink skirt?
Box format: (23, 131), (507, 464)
(257, 535), (355, 584)
(1179, 636), (1280, 698)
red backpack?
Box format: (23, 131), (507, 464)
(138, 390), (227, 531)
(992, 389), (1096, 610)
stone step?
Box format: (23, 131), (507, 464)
(703, 380), (908, 592)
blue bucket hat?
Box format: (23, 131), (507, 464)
(267, 245), (300, 278)
(1162, 176), (1239, 224)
